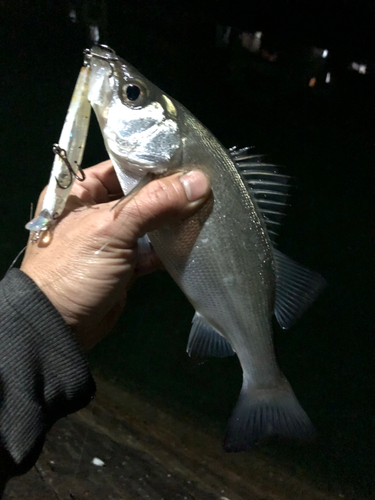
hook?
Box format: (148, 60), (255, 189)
(83, 45), (119, 78)
(53, 144), (86, 189)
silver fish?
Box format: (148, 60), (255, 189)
(85, 45), (325, 451)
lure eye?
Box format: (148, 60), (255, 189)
(121, 80), (148, 108)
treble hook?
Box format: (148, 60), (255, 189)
(53, 144), (86, 189)
(83, 44), (119, 78)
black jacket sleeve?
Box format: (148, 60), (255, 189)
(0, 268), (96, 482)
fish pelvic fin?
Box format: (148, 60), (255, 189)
(223, 376), (315, 452)
(187, 312), (235, 358)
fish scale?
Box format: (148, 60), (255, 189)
(150, 111), (279, 381)
(86, 45), (324, 451)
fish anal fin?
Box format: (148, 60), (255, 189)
(223, 377), (315, 452)
(273, 249), (326, 329)
(187, 312), (235, 358)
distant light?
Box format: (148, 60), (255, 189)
(359, 64), (367, 74)
(325, 72), (331, 83)
(92, 457), (105, 467)
(69, 9), (77, 23)
(312, 47), (328, 58)
(351, 62), (367, 74)
(90, 25), (100, 43)
(240, 31), (262, 52)
(223, 27), (231, 45)
(308, 77), (316, 87)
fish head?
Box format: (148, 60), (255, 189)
(87, 46), (182, 192)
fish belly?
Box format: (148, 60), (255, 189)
(148, 162), (280, 387)
(148, 105), (314, 449)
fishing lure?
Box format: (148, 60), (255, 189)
(25, 65), (91, 236)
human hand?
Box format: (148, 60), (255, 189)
(20, 160), (211, 351)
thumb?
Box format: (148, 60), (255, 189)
(109, 170), (211, 246)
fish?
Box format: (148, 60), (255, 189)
(25, 66), (91, 235)
(85, 45), (325, 451)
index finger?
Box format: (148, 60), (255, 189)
(70, 159), (123, 204)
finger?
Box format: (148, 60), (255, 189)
(70, 160), (122, 204)
(104, 170), (211, 247)
(33, 160), (121, 217)
(135, 246), (165, 276)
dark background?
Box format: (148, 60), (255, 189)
(0, 1), (374, 498)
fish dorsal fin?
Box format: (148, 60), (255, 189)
(273, 249), (326, 329)
(230, 147), (292, 243)
(187, 312), (236, 358)
(230, 147), (325, 329)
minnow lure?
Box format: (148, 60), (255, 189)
(25, 65), (91, 235)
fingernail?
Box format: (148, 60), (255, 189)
(179, 171), (210, 202)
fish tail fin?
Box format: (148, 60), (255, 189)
(223, 376), (314, 452)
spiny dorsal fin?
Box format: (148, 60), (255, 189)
(187, 312), (235, 358)
(230, 147), (325, 328)
(230, 147), (292, 243)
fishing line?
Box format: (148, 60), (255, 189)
(6, 246), (27, 273)
(6, 203), (34, 273)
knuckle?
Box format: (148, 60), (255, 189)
(147, 179), (172, 205)
(129, 196), (148, 225)
(146, 177), (183, 211)
(120, 195), (149, 236)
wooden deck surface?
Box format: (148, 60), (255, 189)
(3, 377), (347, 500)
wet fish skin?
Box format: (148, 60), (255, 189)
(87, 46), (319, 451)
(146, 109), (315, 451)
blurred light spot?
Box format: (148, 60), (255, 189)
(359, 64), (367, 74)
(224, 27), (231, 45)
(90, 25), (100, 43)
(92, 457), (105, 466)
(325, 72), (331, 83)
(41, 232), (51, 244)
(351, 62), (367, 74)
(69, 9), (77, 23)
(322, 49), (328, 58)
(239, 31), (262, 52)
(308, 77), (316, 87)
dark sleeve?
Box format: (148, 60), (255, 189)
(0, 268), (96, 480)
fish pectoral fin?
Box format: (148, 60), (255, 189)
(186, 312), (235, 358)
(223, 377), (315, 452)
(273, 249), (326, 329)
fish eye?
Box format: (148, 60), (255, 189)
(126, 84), (140, 101)
(121, 80), (148, 108)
